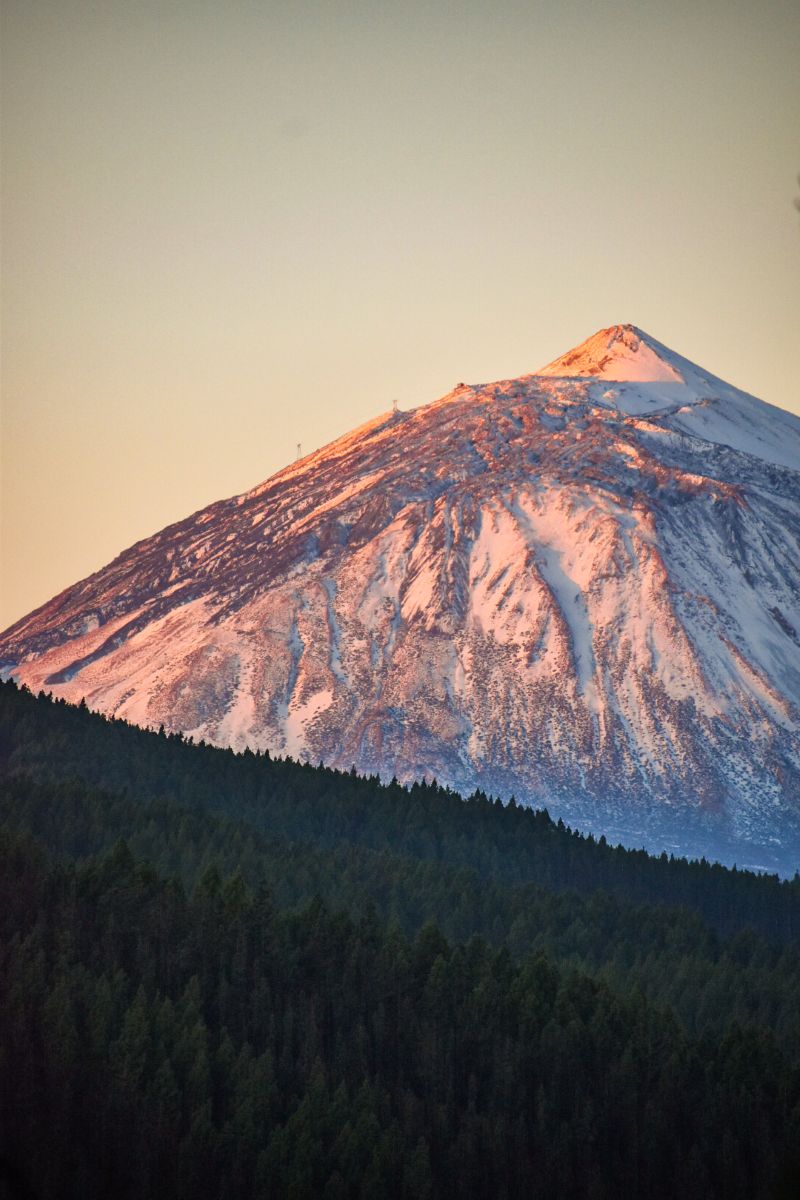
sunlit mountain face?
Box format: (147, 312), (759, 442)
(4, 325), (800, 870)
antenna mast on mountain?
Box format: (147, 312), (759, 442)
(392, 399), (399, 415)
(296, 443), (302, 461)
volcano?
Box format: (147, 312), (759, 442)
(4, 325), (800, 869)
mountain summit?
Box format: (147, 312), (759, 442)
(3, 327), (800, 868)
(538, 324), (685, 383)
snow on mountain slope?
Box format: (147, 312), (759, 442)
(3, 325), (800, 869)
(540, 323), (800, 468)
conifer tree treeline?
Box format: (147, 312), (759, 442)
(2, 681), (798, 940)
(1, 681), (800, 1198)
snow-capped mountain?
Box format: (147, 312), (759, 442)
(4, 325), (800, 870)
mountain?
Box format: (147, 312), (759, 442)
(3, 324), (800, 869)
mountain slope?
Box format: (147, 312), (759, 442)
(3, 324), (800, 867)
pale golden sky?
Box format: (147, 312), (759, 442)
(2, 0), (799, 630)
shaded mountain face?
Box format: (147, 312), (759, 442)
(3, 325), (800, 868)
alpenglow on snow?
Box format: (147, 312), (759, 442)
(3, 325), (800, 870)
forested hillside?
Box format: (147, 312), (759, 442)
(2, 683), (798, 938)
(1, 682), (799, 1198)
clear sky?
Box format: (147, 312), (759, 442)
(2, 0), (799, 631)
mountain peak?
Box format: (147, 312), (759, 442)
(538, 324), (685, 384)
